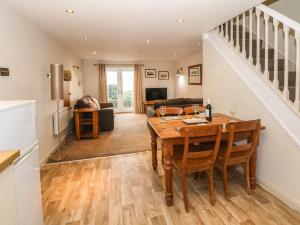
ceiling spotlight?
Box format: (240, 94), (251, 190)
(92, 51), (97, 55)
(83, 37), (88, 40)
(174, 53), (177, 57)
(177, 18), (184, 23)
(197, 42), (201, 46)
(65, 9), (75, 14)
(146, 40), (150, 44)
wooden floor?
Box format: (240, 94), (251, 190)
(41, 151), (300, 225)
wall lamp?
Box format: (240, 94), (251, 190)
(176, 67), (184, 76)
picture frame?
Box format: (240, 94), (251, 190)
(188, 64), (202, 85)
(158, 71), (169, 80)
(145, 69), (156, 78)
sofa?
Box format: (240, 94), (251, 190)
(147, 98), (203, 117)
(75, 96), (114, 131)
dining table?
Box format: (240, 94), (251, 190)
(147, 113), (265, 206)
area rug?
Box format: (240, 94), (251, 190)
(48, 113), (153, 163)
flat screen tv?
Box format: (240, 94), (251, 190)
(146, 88), (167, 101)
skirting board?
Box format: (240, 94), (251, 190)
(40, 132), (68, 164)
(257, 176), (300, 213)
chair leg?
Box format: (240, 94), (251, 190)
(181, 173), (189, 212)
(222, 166), (229, 200)
(243, 162), (251, 195)
(207, 168), (216, 206)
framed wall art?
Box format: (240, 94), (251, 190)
(145, 69), (156, 78)
(188, 64), (202, 85)
(158, 71), (169, 80)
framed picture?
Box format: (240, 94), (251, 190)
(188, 64), (202, 85)
(158, 71), (169, 80)
(145, 69), (156, 78)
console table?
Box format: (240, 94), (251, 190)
(74, 108), (99, 140)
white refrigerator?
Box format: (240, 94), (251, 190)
(0, 100), (43, 225)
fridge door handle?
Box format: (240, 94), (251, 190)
(14, 145), (39, 167)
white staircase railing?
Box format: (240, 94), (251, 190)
(216, 4), (300, 116)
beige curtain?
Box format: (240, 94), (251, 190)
(99, 64), (108, 103)
(134, 64), (143, 114)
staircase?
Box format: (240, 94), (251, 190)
(216, 4), (300, 114)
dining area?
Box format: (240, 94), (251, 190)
(147, 104), (264, 212)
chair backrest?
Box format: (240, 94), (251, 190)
(156, 107), (183, 117)
(179, 125), (223, 171)
(183, 105), (206, 115)
(223, 119), (261, 164)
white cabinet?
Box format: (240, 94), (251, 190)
(0, 165), (18, 225)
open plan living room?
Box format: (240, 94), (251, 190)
(1, 0), (300, 225)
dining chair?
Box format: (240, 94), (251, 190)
(183, 105), (206, 115)
(156, 107), (184, 164)
(155, 106), (183, 117)
(173, 124), (222, 212)
(217, 119), (261, 200)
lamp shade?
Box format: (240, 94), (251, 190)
(50, 64), (64, 100)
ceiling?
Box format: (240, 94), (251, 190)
(3, 0), (264, 61)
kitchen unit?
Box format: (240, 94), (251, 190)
(0, 100), (43, 225)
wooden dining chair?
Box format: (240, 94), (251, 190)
(173, 124), (222, 212)
(183, 105), (206, 115)
(156, 107), (184, 164)
(155, 106), (183, 117)
(217, 119), (261, 200)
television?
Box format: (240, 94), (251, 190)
(146, 88), (167, 101)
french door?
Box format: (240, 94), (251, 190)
(106, 68), (134, 113)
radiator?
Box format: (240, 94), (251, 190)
(53, 107), (69, 136)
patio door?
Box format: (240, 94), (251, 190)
(106, 68), (134, 113)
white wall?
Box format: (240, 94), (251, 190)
(82, 60), (176, 101)
(269, 0), (300, 24)
(174, 52), (203, 98)
(142, 61), (175, 100)
(203, 34), (300, 211)
(0, 4), (82, 162)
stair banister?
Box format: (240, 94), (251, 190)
(216, 4), (300, 115)
(236, 16), (239, 52)
(296, 33), (300, 111)
(242, 12), (246, 57)
(283, 24), (290, 99)
(256, 4), (300, 34)
(263, 14), (270, 80)
(273, 18), (279, 89)
(256, 9), (261, 72)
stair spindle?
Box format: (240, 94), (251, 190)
(242, 12), (246, 57)
(225, 21), (229, 41)
(249, 9), (253, 64)
(221, 24), (224, 37)
(283, 25), (290, 99)
(264, 14), (270, 80)
(273, 19), (279, 89)
(236, 16), (240, 51)
(256, 9), (261, 72)
(230, 19), (234, 46)
(295, 32), (300, 111)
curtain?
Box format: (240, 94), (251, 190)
(99, 64), (108, 103)
(134, 64), (143, 114)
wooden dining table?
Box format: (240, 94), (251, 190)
(147, 113), (265, 206)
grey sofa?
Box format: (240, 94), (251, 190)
(147, 98), (203, 117)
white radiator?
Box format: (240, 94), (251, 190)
(53, 107), (69, 136)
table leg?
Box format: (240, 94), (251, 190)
(163, 140), (173, 206)
(148, 123), (158, 171)
(92, 111), (99, 139)
(250, 146), (257, 189)
(75, 112), (80, 141)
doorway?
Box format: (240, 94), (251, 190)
(106, 68), (134, 113)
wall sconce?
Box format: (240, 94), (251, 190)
(73, 65), (80, 70)
(176, 67), (184, 76)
